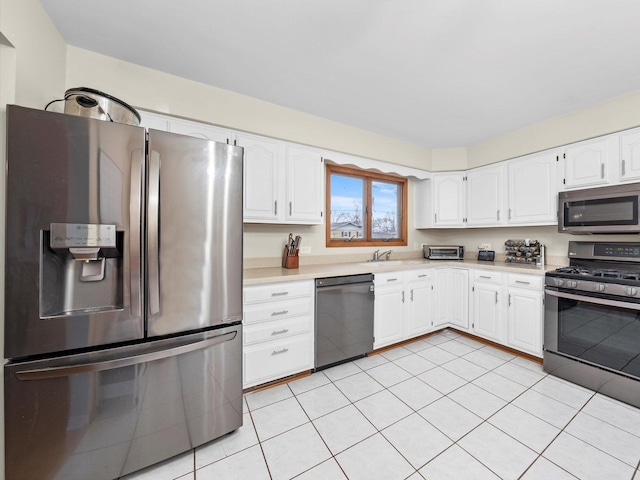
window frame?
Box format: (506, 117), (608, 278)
(325, 163), (408, 248)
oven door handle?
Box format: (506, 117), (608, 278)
(545, 288), (640, 311)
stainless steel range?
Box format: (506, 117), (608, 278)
(544, 241), (640, 408)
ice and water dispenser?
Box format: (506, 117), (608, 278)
(40, 223), (124, 318)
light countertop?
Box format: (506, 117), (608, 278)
(243, 258), (559, 285)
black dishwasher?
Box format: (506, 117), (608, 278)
(315, 274), (375, 370)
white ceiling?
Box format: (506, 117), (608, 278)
(41, 0), (640, 148)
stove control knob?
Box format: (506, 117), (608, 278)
(625, 287), (638, 296)
(594, 283), (606, 292)
(567, 280), (578, 288)
(554, 278), (564, 287)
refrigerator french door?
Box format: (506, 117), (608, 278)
(5, 105), (243, 479)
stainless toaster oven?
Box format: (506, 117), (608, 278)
(423, 245), (465, 260)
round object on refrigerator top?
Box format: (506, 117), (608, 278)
(63, 87), (141, 126)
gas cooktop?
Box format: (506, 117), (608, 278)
(546, 241), (640, 298)
(550, 266), (640, 282)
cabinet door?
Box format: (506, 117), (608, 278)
(407, 281), (433, 338)
(449, 268), (469, 329)
(238, 135), (283, 222)
(138, 110), (169, 131)
(433, 174), (466, 226)
(508, 150), (559, 224)
(619, 127), (640, 182)
(432, 269), (451, 327)
(472, 283), (503, 342)
(168, 117), (232, 144)
(466, 165), (505, 226)
(285, 145), (323, 224)
(563, 136), (611, 189)
(507, 289), (543, 357)
(374, 285), (406, 348)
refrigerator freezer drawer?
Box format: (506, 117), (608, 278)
(4, 325), (242, 480)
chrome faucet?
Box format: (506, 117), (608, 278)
(372, 249), (393, 261)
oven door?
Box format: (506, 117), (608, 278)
(544, 288), (640, 378)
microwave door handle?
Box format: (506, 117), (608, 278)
(545, 289), (640, 311)
(14, 331), (237, 381)
(129, 149), (144, 318)
(148, 150), (161, 315)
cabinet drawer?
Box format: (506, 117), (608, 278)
(407, 269), (433, 283)
(374, 271), (406, 286)
(244, 335), (313, 387)
(244, 315), (312, 345)
(244, 280), (312, 305)
(473, 270), (503, 285)
(244, 298), (312, 325)
(507, 273), (543, 290)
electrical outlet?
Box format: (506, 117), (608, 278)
(414, 243), (420, 250)
(300, 246), (311, 254)
(479, 243), (491, 250)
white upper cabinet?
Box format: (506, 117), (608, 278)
(285, 145), (324, 223)
(138, 110), (169, 131)
(507, 149), (559, 225)
(138, 111), (324, 225)
(237, 135), (324, 224)
(561, 136), (613, 190)
(139, 110), (232, 143)
(466, 164), (506, 226)
(432, 173), (466, 226)
(618, 127), (640, 183)
(238, 134), (283, 222)
(167, 117), (232, 144)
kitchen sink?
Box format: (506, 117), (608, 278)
(357, 260), (425, 267)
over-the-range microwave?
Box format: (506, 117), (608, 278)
(559, 182), (640, 234)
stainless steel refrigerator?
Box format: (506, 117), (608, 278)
(4, 105), (244, 480)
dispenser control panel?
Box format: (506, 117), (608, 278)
(50, 223), (117, 249)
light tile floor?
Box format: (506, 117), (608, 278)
(122, 329), (640, 480)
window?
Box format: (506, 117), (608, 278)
(326, 164), (407, 247)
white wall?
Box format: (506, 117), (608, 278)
(65, 47), (435, 260)
(0, 1), (68, 478)
(467, 88), (640, 169)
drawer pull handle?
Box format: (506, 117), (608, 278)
(271, 310), (289, 316)
(515, 280), (530, 285)
(271, 292), (289, 297)
(271, 329), (289, 336)
(418, 274), (427, 278)
(479, 275), (491, 279)
(387, 278), (398, 282)
(272, 348), (289, 355)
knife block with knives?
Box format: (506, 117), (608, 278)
(282, 234), (301, 269)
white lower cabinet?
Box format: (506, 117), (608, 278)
(373, 272), (407, 349)
(434, 268), (469, 330)
(374, 270), (435, 348)
(406, 270), (434, 338)
(243, 280), (314, 388)
(468, 270), (543, 358)
(506, 274), (543, 357)
(471, 271), (505, 344)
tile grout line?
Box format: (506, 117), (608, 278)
(213, 329), (640, 480)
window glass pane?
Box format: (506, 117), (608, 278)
(372, 180), (400, 240)
(330, 174), (364, 240)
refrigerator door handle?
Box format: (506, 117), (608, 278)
(130, 149), (144, 318)
(15, 330), (237, 381)
(148, 150), (161, 315)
